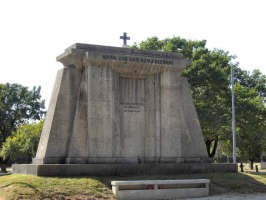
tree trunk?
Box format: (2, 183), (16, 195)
(0, 165), (7, 173)
(210, 138), (218, 158)
(0, 157), (7, 173)
(206, 140), (211, 156)
(250, 160), (254, 170)
(205, 137), (218, 158)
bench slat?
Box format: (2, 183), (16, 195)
(111, 179), (209, 186)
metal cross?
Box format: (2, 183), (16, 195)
(120, 32), (130, 47)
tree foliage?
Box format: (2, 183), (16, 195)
(135, 36), (233, 158)
(0, 121), (43, 163)
(0, 83), (45, 169)
(0, 83), (45, 146)
(233, 70), (266, 162)
(134, 36), (266, 161)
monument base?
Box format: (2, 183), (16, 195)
(12, 163), (237, 176)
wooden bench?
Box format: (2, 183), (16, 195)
(111, 179), (210, 200)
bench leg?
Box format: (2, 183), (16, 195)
(112, 186), (119, 196)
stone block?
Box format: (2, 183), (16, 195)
(111, 179), (210, 200)
(12, 163), (237, 176)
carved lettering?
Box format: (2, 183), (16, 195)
(123, 105), (141, 112)
(102, 55), (174, 66)
(102, 55), (117, 60)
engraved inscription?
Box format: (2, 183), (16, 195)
(102, 55), (174, 65)
(123, 105), (141, 113)
(78, 43), (181, 59)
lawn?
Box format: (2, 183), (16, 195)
(0, 174), (114, 200)
(1, 164), (266, 200)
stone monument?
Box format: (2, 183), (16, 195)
(12, 42), (237, 176)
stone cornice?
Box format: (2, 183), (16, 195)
(56, 43), (191, 76)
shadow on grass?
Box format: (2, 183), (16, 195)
(1, 179), (77, 200)
(0, 181), (55, 199)
(246, 171), (266, 175)
(0, 181), (39, 192)
(208, 172), (266, 194)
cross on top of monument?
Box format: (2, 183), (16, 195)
(120, 32), (130, 47)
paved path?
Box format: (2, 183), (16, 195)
(183, 193), (266, 200)
(0, 172), (11, 176)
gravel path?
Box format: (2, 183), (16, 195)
(183, 193), (266, 200)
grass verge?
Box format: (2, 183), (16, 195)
(0, 174), (114, 200)
(1, 171), (266, 200)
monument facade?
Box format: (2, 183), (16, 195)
(13, 43), (237, 176)
(33, 43), (208, 164)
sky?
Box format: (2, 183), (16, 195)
(0, 0), (265, 108)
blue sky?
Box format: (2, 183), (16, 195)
(0, 0), (265, 107)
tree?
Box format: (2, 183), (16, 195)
(215, 68), (266, 165)
(233, 69), (266, 165)
(185, 48), (233, 158)
(0, 83), (45, 170)
(235, 68), (266, 98)
(0, 121), (43, 163)
(134, 36), (234, 158)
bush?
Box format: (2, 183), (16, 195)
(0, 121), (43, 163)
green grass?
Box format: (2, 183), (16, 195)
(0, 175), (114, 200)
(1, 169), (266, 199)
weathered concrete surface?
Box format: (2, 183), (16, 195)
(186, 193), (266, 200)
(114, 188), (208, 200)
(112, 179), (209, 200)
(30, 43), (209, 165)
(12, 163), (237, 176)
(33, 66), (81, 164)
